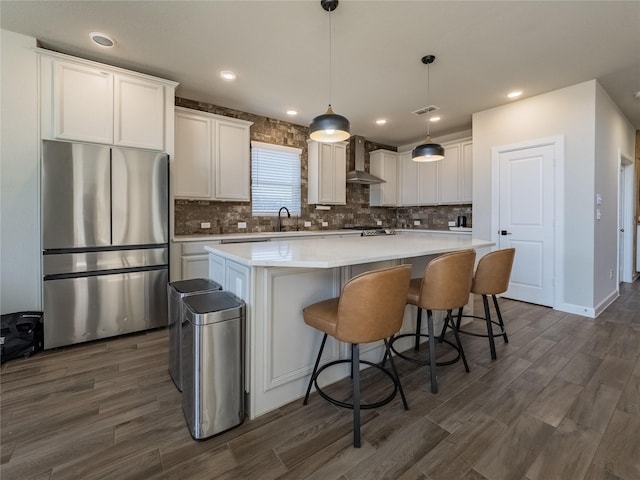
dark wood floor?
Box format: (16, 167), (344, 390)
(2, 281), (640, 480)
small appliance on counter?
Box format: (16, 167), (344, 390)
(456, 215), (468, 227)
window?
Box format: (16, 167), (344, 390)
(251, 141), (302, 216)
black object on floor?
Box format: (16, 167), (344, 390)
(1, 311), (44, 363)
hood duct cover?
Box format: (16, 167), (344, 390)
(346, 136), (385, 184)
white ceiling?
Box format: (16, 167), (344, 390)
(2, 0), (639, 147)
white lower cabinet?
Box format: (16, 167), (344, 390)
(172, 241), (221, 281)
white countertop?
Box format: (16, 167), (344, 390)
(205, 232), (493, 268)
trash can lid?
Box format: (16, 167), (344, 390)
(170, 278), (222, 294)
(183, 291), (245, 324)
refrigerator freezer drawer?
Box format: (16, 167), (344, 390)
(43, 268), (168, 348)
(43, 247), (168, 276)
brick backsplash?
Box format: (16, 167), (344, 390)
(174, 97), (471, 235)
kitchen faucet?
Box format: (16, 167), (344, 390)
(277, 206), (290, 232)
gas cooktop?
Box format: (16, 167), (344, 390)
(345, 226), (396, 236)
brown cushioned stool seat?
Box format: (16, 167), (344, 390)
(302, 264), (411, 448)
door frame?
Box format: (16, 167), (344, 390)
(618, 151), (635, 284)
(491, 135), (565, 310)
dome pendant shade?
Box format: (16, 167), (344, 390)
(412, 136), (445, 162)
(412, 54), (444, 162)
(309, 105), (351, 143)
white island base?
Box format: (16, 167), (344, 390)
(206, 233), (493, 419)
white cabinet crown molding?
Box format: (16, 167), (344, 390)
(36, 48), (178, 88)
(175, 106), (253, 127)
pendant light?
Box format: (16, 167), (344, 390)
(412, 55), (445, 162)
(309, 0), (350, 143)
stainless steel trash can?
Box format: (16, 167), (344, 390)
(168, 279), (221, 391)
(182, 291), (245, 440)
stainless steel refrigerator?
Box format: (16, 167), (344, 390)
(41, 140), (169, 348)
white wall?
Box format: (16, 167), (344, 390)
(472, 80), (636, 315)
(593, 82), (636, 310)
(1, 30), (40, 313)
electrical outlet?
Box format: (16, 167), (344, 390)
(413, 220), (421, 226)
(321, 221), (328, 227)
(376, 220), (382, 226)
(609, 269), (613, 280)
(304, 221), (311, 227)
(238, 222), (247, 229)
(200, 222), (211, 229)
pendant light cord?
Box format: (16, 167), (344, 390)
(328, 7), (333, 107)
(426, 62), (431, 139)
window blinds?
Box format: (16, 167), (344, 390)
(251, 141), (302, 216)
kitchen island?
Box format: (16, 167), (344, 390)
(206, 232), (494, 419)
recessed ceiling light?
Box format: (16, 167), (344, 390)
(89, 32), (115, 48)
(429, 116), (441, 122)
(286, 110), (298, 116)
(220, 70), (237, 81)
(376, 119), (387, 125)
(507, 90), (523, 99)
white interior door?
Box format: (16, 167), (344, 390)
(498, 144), (555, 306)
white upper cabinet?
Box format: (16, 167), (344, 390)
(439, 143), (461, 204)
(114, 75), (165, 149)
(398, 152), (420, 206)
(52, 61), (113, 144)
(39, 49), (177, 151)
(174, 107), (252, 201)
(307, 140), (346, 205)
(439, 139), (472, 204)
(215, 119), (251, 201)
(460, 141), (473, 203)
(174, 109), (212, 198)
(369, 150), (397, 206)
(368, 138), (472, 207)
(418, 160), (439, 205)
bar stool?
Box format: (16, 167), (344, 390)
(449, 248), (515, 360)
(302, 264), (412, 448)
(388, 250), (476, 394)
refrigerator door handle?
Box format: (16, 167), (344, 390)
(44, 264), (167, 282)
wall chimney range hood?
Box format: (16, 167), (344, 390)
(346, 136), (385, 184)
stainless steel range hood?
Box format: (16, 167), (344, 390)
(346, 136), (385, 185)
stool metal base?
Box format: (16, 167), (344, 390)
(390, 333), (462, 367)
(385, 308), (469, 394)
(449, 294), (508, 360)
(303, 336), (408, 448)
(311, 359), (399, 410)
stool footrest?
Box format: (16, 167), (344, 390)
(457, 314), (507, 339)
(390, 333), (461, 367)
(312, 359), (399, 410)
